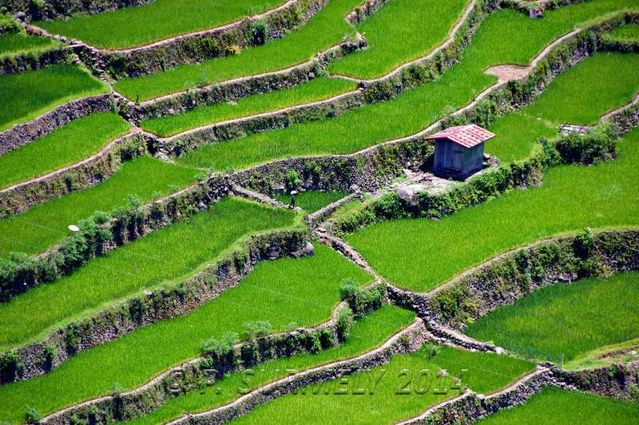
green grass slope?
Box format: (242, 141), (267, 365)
(0, 157), (197, 257)
(465, 272), (639, 363)
(37, 0), (283, 49)
(0, 243), (370, 423)
(0, 113), (131, 189)
(231, 346), (534, 425)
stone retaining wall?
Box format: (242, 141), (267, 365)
(389, 230), (639, 329)
(346, 0), (391, 24)
(553, 361), (639, 402)
(129, 38), (364, 121)
(233, 138), (434, 196)
(2, 224), (310, 383)
(0, 45), (73, 75)
(2, 0), (154, 21)
(41, 302), (348, 425)
(0, 94), (113, 155)
(0, 131), (148, 219)
(76, 0), (327, 79)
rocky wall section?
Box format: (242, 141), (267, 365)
(171, 320), (428, 425)
(2, 0), (154, 21)
(405, 230), (639, 329)
(553, 361), (639, 402)
(233, 138), (434, 195)
(0, 45), (73, 75)
(1, 224), (310, 383)
(129, 38), (364, 121)
(0, 130), (148, 219)
(75, 0), (327, 79)
(40, 302), (350, 425)
(0, 94), (113, 155)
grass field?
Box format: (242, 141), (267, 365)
(0, 64), (107, 131)
(0, 157), (197, 257)
(231, 346), (534, 425)
(0, 32), (58, 56)
(0, 243), (371, 423)
(465, 272), (639, 363)
(327, 0), (468, 79)
(0, 198), (297, 351)
(607, 23), (639, 41)
(37, 0), (283, 49)
(477, 387), (639, 424)
(487, 52), (639, 162)
(176, 0), (635, 171)
(124, 305), (415, 425)
(274, 190), (349, 212)
(114, 0), (361, 101)
(0, 113), (130, 189)
(347, 128), (639, 292)
(140, 78), (357, 137)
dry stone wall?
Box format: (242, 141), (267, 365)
(2, 0), (154, 21)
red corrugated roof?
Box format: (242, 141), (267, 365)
(426, 124), (495, 148)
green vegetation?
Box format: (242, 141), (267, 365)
(124, 306), (415, 425)
(0, 198), (297, 350)
(487, 52), (639, 162)
(274, 190), (349, 212)
(0, 243), (371, 423)
(231, 346), (534, 425)
(328, 0), (468, 79)
(37, 0), (283, 49)
(0, 157), (197, 257)
(0, 64), (106, 131)
(477, 387), (639, 424)
(140, 78), (357, 137)
(0, 33), (57, 56)
(114, 0), (362, 100)
(176, 1), (636, 171)
(347, 128), (639, 292)
(607, 23), (639, 41)
(0, 113), (130, 189)
(465, 272), (639, 363)
(566, 338), (639, 370)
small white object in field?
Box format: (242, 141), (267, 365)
(68, 225), (80, 232)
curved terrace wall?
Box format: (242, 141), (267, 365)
(72, 0), (328, 79)
(0, 45), (73, 75)
(2, 0), (155, 21)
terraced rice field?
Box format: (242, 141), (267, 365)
(1, 0), (638, 423)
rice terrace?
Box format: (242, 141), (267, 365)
(1, 0), (639, 423)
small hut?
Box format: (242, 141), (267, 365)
(427, 124), (495, 179)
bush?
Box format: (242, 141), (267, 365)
(336, 306), (354, 341)
(319, 328), (336, 349)
(252, 19), (268, 45)
(201, 332), (239, 357)
(0, 351), (24, 383)
(555, 124), (618, 165)
(243, 320), (273, 339)
(24, 406), (41, 425)
(285, 170), (302, 192)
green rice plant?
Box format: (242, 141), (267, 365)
(0, 113), (131, 189)
(0, 197), (297, 350)
(346, 128), (639, 292)
(114, 0), (363, 101)
(273, 190), (349, 212)
(123, 306), (415, 425)
(327, 0), (468, 79)
(0, 64), (107, 131)
(465, 272), (639, 363)
(487, 52), (639, 162)
(607, 23), (639, 41)
(177, 1), (635, 171)
(230, 346), (534, 425)
(0, 156), (197, 257)
(477, 387), (639, 424)
(0, 32), (57, 56)
(36, 0), (283, 49)
(140, 78), (357, 137)
(0, 243), (371, 423)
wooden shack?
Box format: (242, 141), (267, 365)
(427, 124), (495, 179)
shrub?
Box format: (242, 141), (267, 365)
(555, 124), (618, 165)
(243, 320), (273, 339)
(285, 170), (302, 192)
(336, 306), (354, 341)
(201, 332), (239, 357)
(306, 333), (321, 354)
(319, 328), (336, 349)
(252, 19), (268, 45)
(338, 278), (358, 300)
(24, 406), (41, 425)
(0, 351), (24, 383)
(341, 284), (384, 317)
